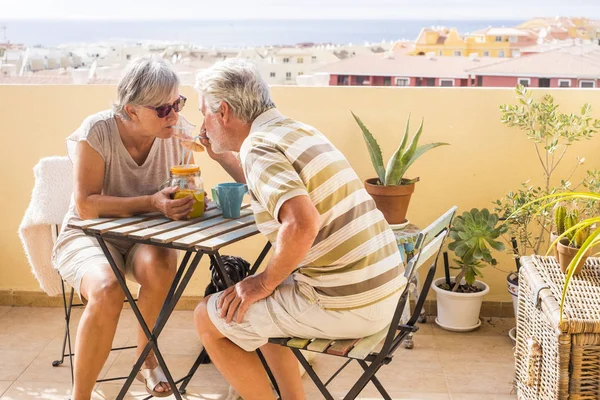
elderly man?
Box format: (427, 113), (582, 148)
(193, 59), (405, 400)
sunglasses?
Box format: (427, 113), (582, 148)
(147, 95), (186, 118)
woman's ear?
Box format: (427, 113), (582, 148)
(124, 104), (139, 122)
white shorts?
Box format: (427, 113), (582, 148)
(53, 234), (141, 299)
(207, 277), (401, 352)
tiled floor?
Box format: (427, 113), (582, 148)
(0, 306), (517, 399)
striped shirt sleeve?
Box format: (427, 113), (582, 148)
(244, 143), (309, 221)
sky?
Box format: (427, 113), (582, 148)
(1, 0), (599, 20)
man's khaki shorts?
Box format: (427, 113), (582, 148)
(207, 277), (401, 352)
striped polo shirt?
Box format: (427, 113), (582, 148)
(240, 108), (406, 310)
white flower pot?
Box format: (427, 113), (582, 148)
(432, 277), (489, 332)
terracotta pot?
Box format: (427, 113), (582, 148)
(556, 238), (591, 275)
(364, 178), (415, 224)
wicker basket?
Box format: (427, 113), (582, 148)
(515, 255), (600, 400)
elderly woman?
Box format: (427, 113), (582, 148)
(52, 57), (196, 399)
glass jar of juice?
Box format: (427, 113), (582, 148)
(168, 164), (204, 219)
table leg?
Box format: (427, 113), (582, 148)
(94, 235), (203, 400)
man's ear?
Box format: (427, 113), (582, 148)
(124, 104), (139, 122)
(220, 102), (232, 124)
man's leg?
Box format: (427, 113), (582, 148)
(194, 297), (277, 400)
(259, 343), (305, 400)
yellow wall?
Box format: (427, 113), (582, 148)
(2, 85), (600, 302)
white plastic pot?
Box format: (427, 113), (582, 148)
(432, 277), (489, 332)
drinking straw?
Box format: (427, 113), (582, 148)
(185, 135), (201, 165)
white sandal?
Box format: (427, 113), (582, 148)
(135, 365), (173, 398)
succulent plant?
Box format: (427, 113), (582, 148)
(447, 208), (508, 289)
(564, 210), (579, 243)
(554, 205), (567, 235)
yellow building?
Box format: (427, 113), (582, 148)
(411, 27), (532, 58)
(517, 17), (600, 41)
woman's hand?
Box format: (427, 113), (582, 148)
(151, 186), (194, 220)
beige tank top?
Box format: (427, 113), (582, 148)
(54, 110), (185, 253)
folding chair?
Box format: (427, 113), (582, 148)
(268, 206), (457, 400)
(50, 223), (138, 386)
(18, 156), (138, 386)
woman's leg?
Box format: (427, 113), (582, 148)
(130, 245), (178, 394)
(72, 265), (126, 400)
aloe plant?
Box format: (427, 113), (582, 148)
(447, 208), (508, 291)
(351, 111), (449, 186)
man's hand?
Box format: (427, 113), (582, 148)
(218, 274), (274, 323)
(199, 128), (226, 161)
(200, 127), (247, 183)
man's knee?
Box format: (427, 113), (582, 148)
(194, 296), (221, 340)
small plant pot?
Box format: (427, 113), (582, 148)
(432, 277), (489, 332)
(364, 178), (415, 224)
(556, 238), (590, 275)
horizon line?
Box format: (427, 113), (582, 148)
(4, 16), (591, 22)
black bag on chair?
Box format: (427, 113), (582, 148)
(199, 255), (251, 364)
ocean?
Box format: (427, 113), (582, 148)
(2, 19), (521, 47)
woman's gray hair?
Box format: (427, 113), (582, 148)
(194, 59), (275, 123)
(113, 57), (180, 120)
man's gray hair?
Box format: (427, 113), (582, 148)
(113, 57), (180, 120)
(194, 59), (275, 123)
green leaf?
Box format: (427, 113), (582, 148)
(351, 111), (385, 184)
(384, 116), (414, 185)
(395, 142), (449, 185)
(465, 268), (476, 286)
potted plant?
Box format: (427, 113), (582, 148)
(515, 191), (599, 322)
(495, 85), (600, 319)
(432, 208), (507, 331)
(352, 112), (448, 225)
(554, 209), (592, 275)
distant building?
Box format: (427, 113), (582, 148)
(318, 46), (600, 88)
(517, 17), (600, 41)
(317, 51), (498, 87)
(466, 47), (600, 88)
(236, 46), (344, 85)
(410, 17), (600, 59)
(411, 27), (531, 58)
